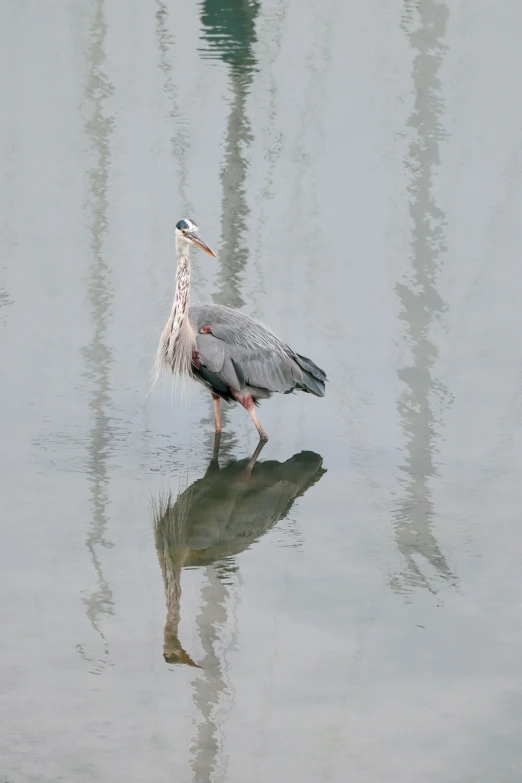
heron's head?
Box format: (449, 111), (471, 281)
(175, 218), (216, 257)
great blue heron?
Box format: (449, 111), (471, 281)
(155, 218), (327, 440)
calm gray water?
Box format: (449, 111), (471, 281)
(2, 1), (522, 781)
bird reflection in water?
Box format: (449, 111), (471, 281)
(153, 436), (326, 667)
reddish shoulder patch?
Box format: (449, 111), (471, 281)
(191, 349), (201, 368)
(199, 325), (211, 334)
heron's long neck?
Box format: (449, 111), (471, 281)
(172, 246), (191, 336)
(156, 240), (196, 378)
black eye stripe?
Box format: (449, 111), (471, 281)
(176, 218), (199, 233)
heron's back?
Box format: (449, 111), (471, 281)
(189, 303), (326, 399)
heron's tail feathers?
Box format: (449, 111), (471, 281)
(293, 353), (327, 397)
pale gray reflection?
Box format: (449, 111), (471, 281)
(153, 436), (325, 780)
(0, 287), (13, 328)
(155, 0), (194, 215)
(288, 0), (334, 287)
(191, 566), (233, 783)
(1, 39), (17, 333)
(79, 0), (115, 673)
(252, 0), (286, 269)
(391, 0), (456, 596)
(199, 0), (260, 309)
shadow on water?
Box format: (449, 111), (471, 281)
(153, 437), (325, 781)
(78, 0), (116, 674)
(391, 0), (456, 597)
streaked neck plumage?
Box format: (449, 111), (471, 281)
(155, 236), (196, 379)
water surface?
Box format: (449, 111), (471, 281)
(1, 1), (522, 781)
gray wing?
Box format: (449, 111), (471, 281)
(190, 303), (287, 352)
(189, 303), (326, 397)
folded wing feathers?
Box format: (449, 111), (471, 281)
(193, 305), (326, 398)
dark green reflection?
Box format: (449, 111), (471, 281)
(199, 0), (260, 77)
(154, 437), (325, 666)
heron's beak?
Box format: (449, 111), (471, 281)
(187, 232), (216, 257)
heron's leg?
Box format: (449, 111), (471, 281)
(232, 392), (268, 441)
(247, 405), (268, 441)
(211, 392), (222, 433)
